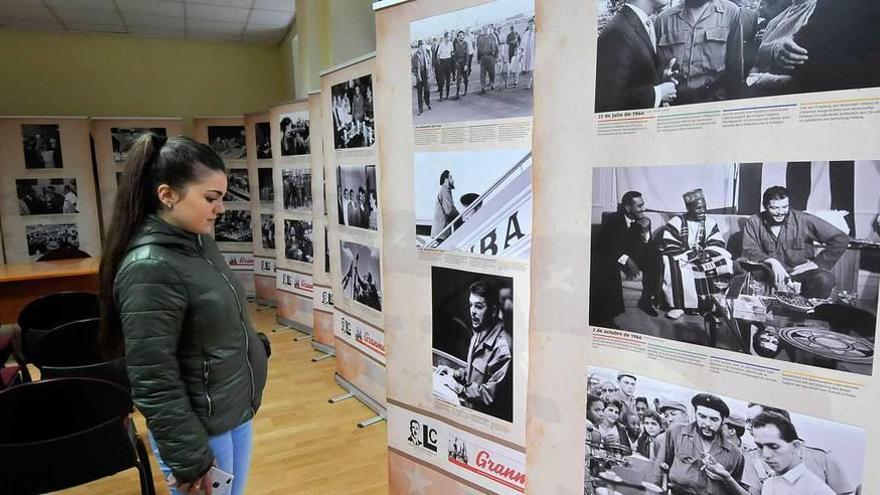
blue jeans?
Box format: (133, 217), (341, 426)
(149, 419), (253, 495)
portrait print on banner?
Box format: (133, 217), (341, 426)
(584, 366), (867, 494)
(279, 111), (310, 156)
(284, 219), (314, 263)
(409, 0), (535, 125)
(21, 124), (63, 169)
(207, 125), (246, 160)
(432, 266), (514, 423)
(281, 168), (313, 211)
(594, 0), (880, 113)
(214, 210), (252, 243)
(223, 169), (251, 202)
(255, 122), (272, 160)
(16, 178), (79, 215)
(414, 148), (531, 259)
(330, 75), (375, 150)
(339, 240), (382, 312)
(589, 161), (879, 375)
(337, 164), (379, 231)
(111, 127), (166, 163)
(25, 223), (82, 260)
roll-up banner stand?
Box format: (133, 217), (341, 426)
(321, 54), (388, 425)
(192, 116), (255, 299)
(306, 90), (336, 357)
(0, 116), (102, 264)
(91, 117), (184, 235)
(245, 112), (278, 308)
(268, 100), (315, 335)
(524, 0), (880, 494)
(375, 0), (535, 491)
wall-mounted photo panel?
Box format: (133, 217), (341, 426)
(16, 178), (78, 215)
(279, 111), (310, 156)
(339, 239), (382, 312)
(207, 125), (247, 160)
(281, 168), (313, 211)
(224, 168), (251, 203)
(409, 0), (536, 126)
(111, 127), (167, 163)
(584, 366), (867, 495)
(589, 161), (879, 376)
(336, 164), (378, 231)
(331, 75), (375, 150)
(255, 121), (272, 160)
(414, 148), (531, 258)
(283, 219), (314, 263)
(432, 266), (514, 423)
(21, 124), (63, 169)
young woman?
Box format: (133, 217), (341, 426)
(636, 409), (666, 459)
(99, 133), (269, 495)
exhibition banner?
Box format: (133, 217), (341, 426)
(525, 1), (880, 494)
(321, 54), (386, 413)
(375, 0), (535, 491)
(0, 117), (102, 263)
(254, 255), (277, 307)
(245, 112), (276, 305)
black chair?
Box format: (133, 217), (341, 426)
(0, 334), (29, 390)
(17, 292), (99, 358)
(0, 377), (155, 494)
(28, 318), (130, 391)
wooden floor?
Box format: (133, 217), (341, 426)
(56, 303), (389, 494)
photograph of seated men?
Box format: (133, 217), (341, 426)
(589, 161), (878, 375)
(594, 0), (880, 112)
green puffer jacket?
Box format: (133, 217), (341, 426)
(114, 215), (268, 483)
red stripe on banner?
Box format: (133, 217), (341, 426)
(448, 458), (525, 493)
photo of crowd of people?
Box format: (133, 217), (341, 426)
(258, 167), (274, 204)
(111, 127), (166, 163)
(280, 112), (310, 156)
(281, 168), (312, 211)
(284, 219), (314, 263)
(16, 178), (78, 215)
(22, 124), (63, 169)
(207, 125), (246, 160)
(213, 210), (252, 243)
(410, 0), (535, 125)
(595, 0), (880, 112)
(339, 240), (382, 311)
(25, 223), (82, 259)
(255, 122), (272, 160)
(336, 164), (378, 231)
(589, 161), (879, 375)
(331, 75), (375, 149)
(584, 366), (866, 494)
(224, 169), (251, 202)
(261, 213), (275, 250)
(432, 266), (514, 423)
(414, 148), (530, 249)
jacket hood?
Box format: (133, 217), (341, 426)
(128, 215), (202, 254)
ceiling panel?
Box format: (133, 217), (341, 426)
(247, 9), (293, 27)
(115, 0), (184, 17)
(128, 24), (186, 36)
(253, 0), (293, 12)
(0, 17), (63, 29)
(186, 3), (248, 22)
(187, 0), (252, 7)
(44, 0), (116, 11)
(54, 7), (123, 25)
(123, 13), (185, 29)
(68, 22), (125, 32)
(0, 5), (56, 21)
(187, 18), (243, 34)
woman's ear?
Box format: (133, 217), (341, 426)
(157, 184), (179, 210)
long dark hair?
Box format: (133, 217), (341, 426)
(99, 134), (225, 357)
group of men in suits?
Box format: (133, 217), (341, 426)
(595, 0), (880, 112)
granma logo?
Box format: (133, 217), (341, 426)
(449, 447), (526, 492)
(407, 419), (438, 454)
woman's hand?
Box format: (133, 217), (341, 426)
(177, 470), (213, 495)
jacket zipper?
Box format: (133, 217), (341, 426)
(199, 236), (257, 413)
(203, 360), (213, 417)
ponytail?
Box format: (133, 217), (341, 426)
(99, 134), (225, 357)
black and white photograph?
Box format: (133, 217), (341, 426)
(339, 240), (382, 311)
(223, 168), (251, 202)
(331, 75), (375, 149)
(584, 366), (866, 494)
(284, 219), (314, 263)
(589, 161), (880, 375)
(258, 167), (274, 204)
(111, 127), (166, 163)
(21, 124), (63, 169)
(281, 168), (312, 211)
(16, 178), (78, 215)
(336, 164), (378, 231)
(25, 223), (83, 260)
(594, 0), (880, 113)
(279, 111), (310, 156)
(255, 121), (272, 160)
(261, 213), (275, 250)
(213, 210), (253, 243)
(432, 266), (514, 422)
(410, 0), (535, 125)
(415, 148), (532, 258)
(207, 125), (246, 160)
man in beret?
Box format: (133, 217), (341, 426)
(651, 393), (745, 494)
